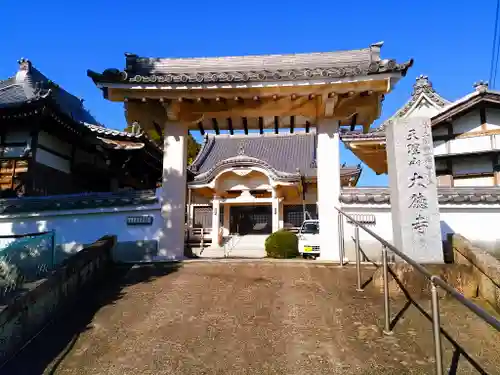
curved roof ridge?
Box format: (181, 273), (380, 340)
(205, 131), (315, 139)
(129, 45), (374, 63)
(90, 42), (412, 85)
(84, 123), (142, 138)
(431, 80), (500, 124)
(373, 75), (449, 133)
(0, 58), (101, 126)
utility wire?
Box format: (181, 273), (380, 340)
(490, 0), (500, 88)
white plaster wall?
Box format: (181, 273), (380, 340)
(405, 96), (442, 119)
(35, 131), (73, 173)
(454, 176), (494, 187)
(2, 198), (500, 263)
(433, 140), (448, 156)
(35, 149), (71, 174)
(340, 204), (500, 261)
(452, 110), (481, 134)
(449, 136), (491, 154)
(37, 131), (72, 157)
(0, 203), (163, 263)
(414, 99), (441, 117)
(486, 108), (500, 130)
(493, 135), (500, 150)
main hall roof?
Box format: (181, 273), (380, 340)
(189, 132), (361, 183)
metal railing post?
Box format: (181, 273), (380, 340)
(338, 211), (344, 266)
(382, 245), (392, 335)
(354, 224), (363, 292)
(431, 279), (444, 375)
(334, 207), (500, 373)
(200, 228), (205, 249)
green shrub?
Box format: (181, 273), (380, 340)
(265, 230), (299, 258)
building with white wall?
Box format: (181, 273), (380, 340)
(0, 59), (163, 197)
(342, 76), (500, 187)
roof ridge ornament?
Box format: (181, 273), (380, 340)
(237, 141), (245, 156)
(412, 75), (433, 96)
(17, 58), (32, 72)
(473, 80), (489, 93)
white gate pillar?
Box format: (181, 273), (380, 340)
(317, 119), (341, 261)
(158, 120), (188, 260)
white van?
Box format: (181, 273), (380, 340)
(297, 219), (320, 258)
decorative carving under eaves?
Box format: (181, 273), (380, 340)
(125, 100), (166, 132)
(232, 169), (252, 177)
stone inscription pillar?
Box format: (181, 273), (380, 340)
(386, 117), (443, 263)
(316, 119), (341, 261)
(158, 120), (188, 260)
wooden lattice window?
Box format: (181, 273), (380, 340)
(193, 206), (213, 228)
(0, 159), (28, 192)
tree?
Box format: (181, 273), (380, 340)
(124, 124), (201, 165)
(186, 133), (201, 165)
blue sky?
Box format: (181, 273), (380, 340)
(1, 0), (497, 186)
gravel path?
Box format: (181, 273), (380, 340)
(2, 262), (499, 375)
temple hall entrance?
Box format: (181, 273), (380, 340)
(230, 205), (272, 235)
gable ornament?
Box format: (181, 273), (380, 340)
(237, 141), (245, 156)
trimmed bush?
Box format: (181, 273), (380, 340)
(265, 230), (299, 259)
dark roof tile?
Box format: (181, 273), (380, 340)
(340, 187), (500, 205)
(0, 59), (161, 154)
(88, 42), (413, 85)
(189, 132), (360, 183)
(0, 59), (98, 125)
(0, 190), (158, 214)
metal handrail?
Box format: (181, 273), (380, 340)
(335, 207), (500, 375)
(337, 209), (432, 278)
(431, 276), (500, 330)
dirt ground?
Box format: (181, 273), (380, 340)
(2, 261), (499, 375)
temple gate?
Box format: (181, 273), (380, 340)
(88, 42), (413, 260)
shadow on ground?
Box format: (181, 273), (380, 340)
(0, 263), (181, 375)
